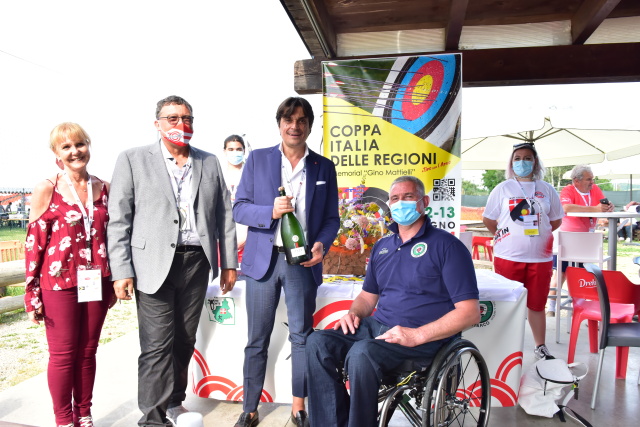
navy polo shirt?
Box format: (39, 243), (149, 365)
(363, 219), (479, 329)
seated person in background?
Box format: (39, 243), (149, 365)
(617, 218), (637, 242)
(547, 164), (613, 317)
(622, 201), (640, 241)
(306, 175), (480, 427)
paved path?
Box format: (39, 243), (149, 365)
(1, 313), (638, 426)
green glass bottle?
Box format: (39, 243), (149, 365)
(278, 186), (310, 265)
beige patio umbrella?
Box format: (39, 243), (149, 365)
(461, 118), (640, 170)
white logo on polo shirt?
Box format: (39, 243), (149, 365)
(411, 242), (427, 258)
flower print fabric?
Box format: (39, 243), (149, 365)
(23, 177), (111, 312)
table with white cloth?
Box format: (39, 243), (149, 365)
(567, 211), (640, 270)
(189, 270), (527, 407)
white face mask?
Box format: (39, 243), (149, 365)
(226, 151), (244, 166)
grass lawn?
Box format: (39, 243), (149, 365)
(0, 227), (27, 242)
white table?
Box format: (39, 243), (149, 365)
(189, 271), (527, 407)
(567, 211), (640, 270)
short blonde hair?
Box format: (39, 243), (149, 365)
(49, 122), (91, 153)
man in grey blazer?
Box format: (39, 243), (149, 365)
(107, 95), (238, 427)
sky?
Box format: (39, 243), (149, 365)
(1, 0), (639, 189)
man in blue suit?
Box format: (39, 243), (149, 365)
(232, 97), (339, 427)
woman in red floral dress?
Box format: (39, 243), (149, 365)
(24, 122), (116, 427)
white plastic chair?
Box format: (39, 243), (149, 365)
(555, 231), (611, 343)
(458, 231), (473, 254)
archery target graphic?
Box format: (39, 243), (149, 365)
(383, 56), (460, 139)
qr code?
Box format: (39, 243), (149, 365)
(432, 179), (456, 201)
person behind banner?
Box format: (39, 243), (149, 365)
(232, 97), (339, 427)
(546, 164), (613, 316)
(221, 134), (248, 266)
(483, 142), (563, 361)
(305, 175), (480, 427)
(24, 122), (116, 427)
(107, 95), (238, 426)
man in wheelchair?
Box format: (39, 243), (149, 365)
(306, 176), (481, 427)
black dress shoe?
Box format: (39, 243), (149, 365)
(291, 410), (310, 427)
(234, 411), (259, 427)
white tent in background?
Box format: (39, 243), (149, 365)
(461, 118), (640, 170)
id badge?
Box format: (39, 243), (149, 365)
(178, 201), (191, 231)
(523, 214), (540, 236)
(77, 268), (103, 302)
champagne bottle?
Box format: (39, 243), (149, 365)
(278, 186), (310, 265)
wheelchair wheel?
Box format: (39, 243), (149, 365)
(422, 339), (490, 427)
(377, 385), (405, 426)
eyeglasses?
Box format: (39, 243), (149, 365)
(158, 115), (194, 125)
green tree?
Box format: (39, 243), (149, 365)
(482, 170), (505, 192)
(546, 165), (574, 190)
(462, 179), (488, 195)
(594, 179), (613, 191)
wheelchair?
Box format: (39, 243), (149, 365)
(375, 337), (491, 427)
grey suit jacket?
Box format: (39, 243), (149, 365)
(107, 141), (238, 294)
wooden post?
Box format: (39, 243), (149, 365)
(0, 295), (24, 313)
(0, 260), (25, 314)
(0, 260), (24, 288)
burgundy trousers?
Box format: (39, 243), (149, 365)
(41, 280), (111, 425)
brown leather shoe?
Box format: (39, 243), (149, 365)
(291, 410), (310, 427)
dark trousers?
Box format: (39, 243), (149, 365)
(41, 280), (111, 426)
(242, 249), (316, 413)
(135, 250), (209, 427)
(306, 317), (451, 427)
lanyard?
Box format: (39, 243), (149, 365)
(575, 188), (595, 227)
(62, 173), (94, 263)
(513, 178), (537, 209)
(577, 190), (591, 207)
(283, 165), (306, 214)
(166, 159), (192, 207)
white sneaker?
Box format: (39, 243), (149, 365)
(534, 344), (555, 360)
(167, 405), (189, 426)
(77, 416), (94, 427)
(625, 237), (631, 243)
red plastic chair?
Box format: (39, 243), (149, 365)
(472, 236), (493, 261)
(566, 267), (639, 378)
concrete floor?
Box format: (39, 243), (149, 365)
(0, 312), (637, 426)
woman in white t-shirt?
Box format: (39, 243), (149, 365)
(483, 142), (564, 361)
(222, 134), (248, 266)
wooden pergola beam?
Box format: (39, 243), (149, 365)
(445, 0), (469, 51)
(293, 42), (640, 94)
(571, 0), (621, 45)
(281, 0), (337, 58)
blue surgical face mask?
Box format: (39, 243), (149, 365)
(226, 151), (244, 166)
(513, 160), (534, 178)
(390, 200), (421, 226)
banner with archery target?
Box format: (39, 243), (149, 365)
(323, 55), (462, 233)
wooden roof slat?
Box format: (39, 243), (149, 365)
(445, 0), (469, 50)
(293, 42), (640, 93)
(571, 0), (621, 44)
